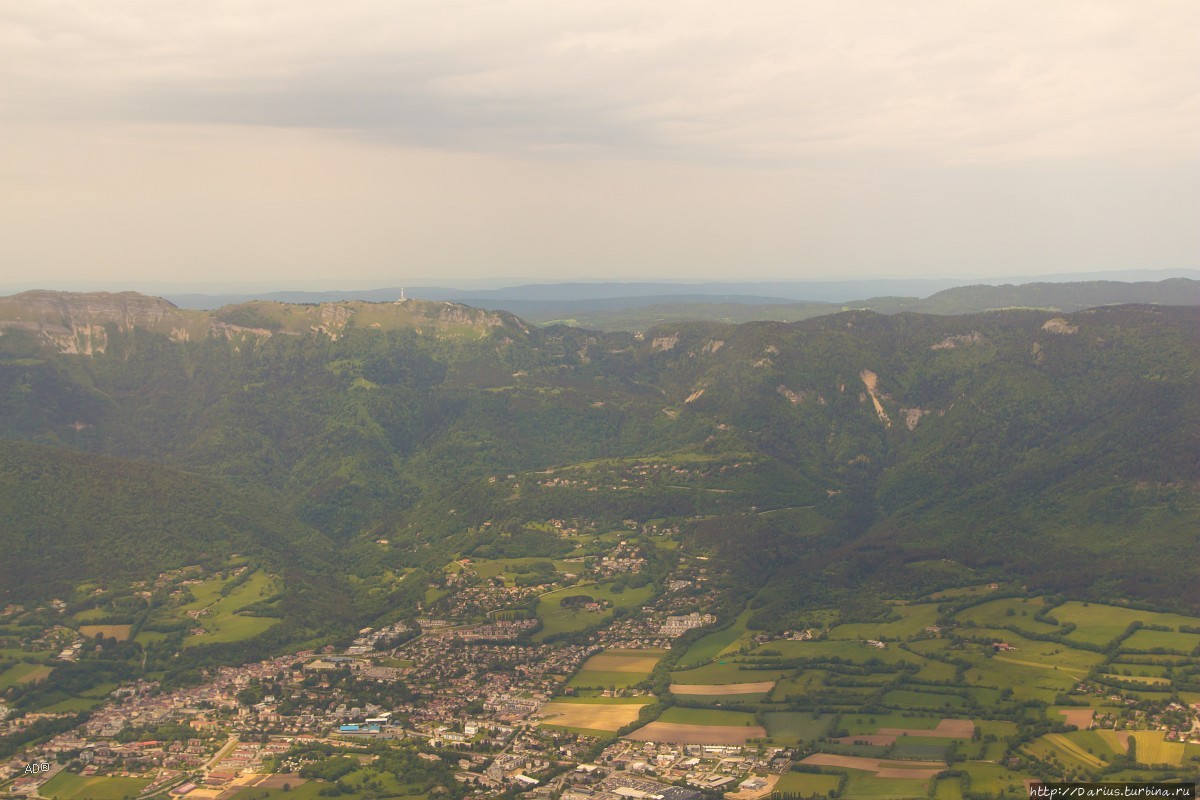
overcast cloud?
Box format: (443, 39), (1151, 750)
(1, 1), (1196, 286)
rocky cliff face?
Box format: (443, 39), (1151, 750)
(0, 291), (527, 354)
(0, 291), (194, 354)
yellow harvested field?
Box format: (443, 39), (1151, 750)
(670, 681), (776, 695)
(627, 722), (767, 745)
(1098, 730), (1184, 766)
(878, 718), (975, 738)
(801, 753), (944, 779)
(79, 624), (133, 641)
(538, 702), (645, 731)
(1056, 709), (1094, 729)
(582, 651), (664, 673)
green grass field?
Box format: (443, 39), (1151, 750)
(827, 602), (940, 641)
(890, 737), (956, 760)
(229, 771), (431, 800)
(669, 659), (792, 685)
(771, 670), (828, 699)
(72, 608), (109, 622)
(958, 762), (1038, 795)
(932, 776), (965, 800)
(40, 773), (151, 800)
(677, 607), (752, 668)
(39, 694), (110, 713)
(0, 661), (53, 689)
(963, 656), (1077, 703)
(1120, 628), (1200, 653)
(954, 597), (1065, 634)
(567, 670), (646, 689)
(1050, 602), (1200, 647)
(535, 583), (654, 642)
(881, 689), (969, 710)
(762, 711), (834, 744)
(757, 639), (921, 664)
(541, 724), (619, 738)
(838, 713), (940, 735)
(228, 782), (324, 800)
(468, 557), (583, 586)
(841, 770), (934, 799)
(184, 570), (281, 646)
(658, 707), (758, 726)
(178, 574), (229, 612)
(773, 772), (842, 795)
(959, 627), (1104, 671)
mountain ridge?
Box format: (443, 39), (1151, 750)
(1, 293), (1196, 620)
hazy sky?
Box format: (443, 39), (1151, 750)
(2, 0), (1197, 288)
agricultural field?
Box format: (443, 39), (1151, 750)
(1097, 730), (1185, 766)
(953, 596), (1065, 634)
(566, 670), (645, 689)
(39, 773), (151, 800)
(959, 627), (1105, 671)
(658, 707), (758, 727)
(1120, 628), (1200, 653)
(676, 607), (754, 668)
(183, 570), (282, 646)
(583, 649), (665, 673)
(466, 557), (584, 586)
(958, 762), (1039, 795)
(761, 711), (834, 744)
(669, 681), (775, 695)
(78, 624), (132, 641)
(668, 659), (792, 685)
(1050, 707), (1095, 728)
(39, 682), (118, 713)
(568, 648), (665, 689)
(1022, 733), (1107, 771)
(962, 654), (1077, 703)
(534, 583), (654, 642)
(538, 698), (650, 732)
(799, 753), (945, 780)
(879, 688), (969, 711)
(1050, 601), (1199, 647)
(773, 771), (842, 796)
(839, 714), (941, 736)
(0, 661), (53, 689)
(626, 720), (766, 745)
(827, 603), (939, 641)
(227, 768), (433, 800)
(229, 780), (323, 800)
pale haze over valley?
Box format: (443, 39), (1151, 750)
(4, 3), (1200, 793)
(1, 0), (1197, 290)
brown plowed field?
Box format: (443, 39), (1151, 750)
(801, 753), (945, 777)
(1056, 709), (1094, 729)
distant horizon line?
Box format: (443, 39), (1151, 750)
(2, 267), (1196, 297)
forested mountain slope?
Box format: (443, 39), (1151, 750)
(1, 292), (1196, 616)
